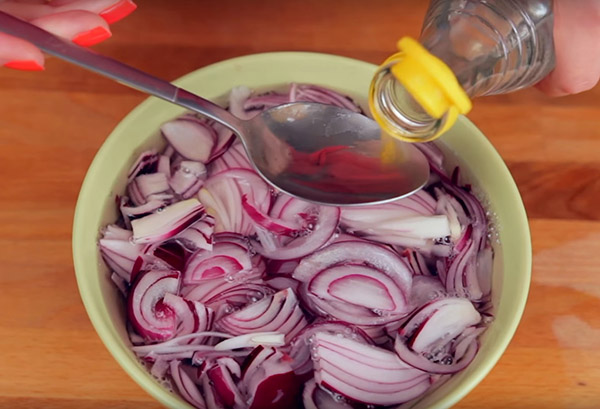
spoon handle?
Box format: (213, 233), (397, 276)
(0, 12), (243, 132)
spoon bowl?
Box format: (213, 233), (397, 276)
(0, 11), (429, 206)
(245, 102), (429, 205)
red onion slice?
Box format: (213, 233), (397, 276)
(252, 202), (340, 261)
(302, 379), (353, 409)
(408, 298), (481, 353)
(290, 84), (361, 113)
(131, 199), (206, 244)
(162, 293), (214, 344)
(294, 241), (412, 325)
(174, 215), (215, 252)
(170, 360), (206, 409)
(241, 346), (302, 409)
(409, 275), (446, 308)
(161, 118), (217, 163)
(217, 288), (307, 342)
(394, 335), (479, 374)
(99, 225), (145, 281)
(289, 321), (373, 376)
(127, 150), (159, 183)
(169, 160), (207, 199)
(127, 269), (180, 341)
(200, 168), (271, 235)
(128, 172), (172, 206)
(184, 241), (253, 284)
(203, 359), (245, 409)
(312, 332), (429, 406)
(242, 194), (301, 236)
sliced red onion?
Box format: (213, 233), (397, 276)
(476, 246), (494, 299)
(242, 194), (301, 236)
(131, 253), (176, 284)
(394, 335), (479, 375)
(241, 346), (302, 409)
(409, 275), (446, 308)
(244, 91), (290, 110)
(200, 169), (271, 235)
(174, 215), (215, 252)
(169, 160), (207, 199)
(161, 118), (217, 163)
(188, 281), (275, 319)
(228, 86), (258, 120)
(407, 298), (481, 353)
(402, 249), (432, 276)
(111, 272), (129, 296)
(207, 122), (236, 164)
(266, 258), (300, 276)
(252, 201), (340, 260)
(217, 288), (307, 342)
(209, 142), (253, 175)
(302, 378), (353, 409)
(99, 225), (145, 280)
(131, 198), (206, 244)
(158, 154), (171, 176)
(162, 293), (214, 344)
(184, 241), (253, 284)
(289, 321), (373, 377)
(128, 172), (172, 207)
(102, 83), (496, 409)
(120, 196), (168, 226)
(170, 360), (207, 409)
(312, 332), (430, 406)
(290, 84), (361, 113)
(294, 241), (412, 325)
(127, 269), (180, 341)
(203, 359), (245, 409)
(214, 332), (285, 351)
(265, 276), (301, 293)
(345, 215), (451, 240)
(127, 150), (159, 183)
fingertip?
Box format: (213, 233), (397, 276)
(73, 25), (112, 47)
(0, 32), (45, 71)
(100, 0), (137, 24)
(3, 60), (45, 71)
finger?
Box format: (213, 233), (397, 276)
(0, 32), (44, 70)
(535, 0), (600, 96)
(31, 10), (111, 47)
(0, 0), (136, 24)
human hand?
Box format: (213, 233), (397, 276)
(0, 0), (136, 71)
(536, 0), (600, 96)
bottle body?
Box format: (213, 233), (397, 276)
(370, 0), (555, 142)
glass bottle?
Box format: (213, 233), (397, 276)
(369, 0), (555, 142)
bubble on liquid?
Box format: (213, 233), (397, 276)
(224, 274), (235, 283)
(440, 355), (454, 365)
(372, 308), (384, 316)
(224, 304), (234, 314)
(249, 296), (259, 303)
(332, 393), (345, 403)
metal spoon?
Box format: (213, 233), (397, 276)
(0, 12), (429, 206)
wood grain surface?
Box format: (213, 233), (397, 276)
(1, 1), (599, 408)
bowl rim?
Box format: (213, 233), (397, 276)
(72, 51), (532, 409)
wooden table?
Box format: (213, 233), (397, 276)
(1, 1), (599, 408)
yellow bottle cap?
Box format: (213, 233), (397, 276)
(370, 37), (472, 142)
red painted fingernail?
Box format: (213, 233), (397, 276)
(73, 26), (112, 47)
(3, 60), (44, 71)
(100, 0), (137, 24)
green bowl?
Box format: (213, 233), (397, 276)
(72, 52), (531, 409)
